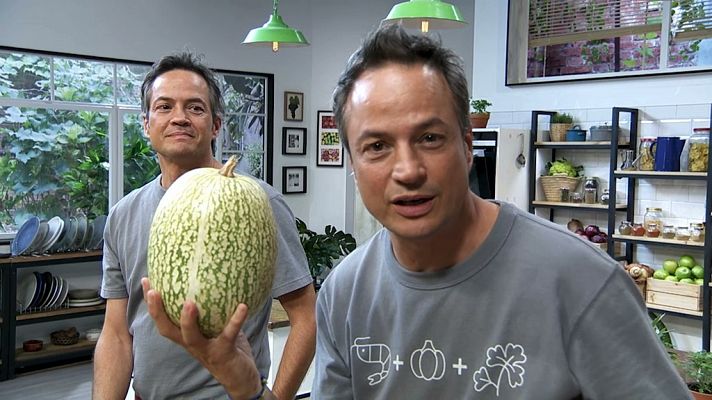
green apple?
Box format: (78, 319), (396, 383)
(678, 255), (696, 269)
(665, 275), (680, 282)
(692, 265), (705, 279)
(696, 278), (705, 285)
(680, 278), (695, 284)
(662, 259), (678, 275)
(653, 269), (669, 280)
(675, 266), (692, 280)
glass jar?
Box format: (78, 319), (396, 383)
(618, 220), (632, 235)
(680, 128), (710, 172)
(570, 192), (583, 203)
(675, 226), (691, 241)
(662, 225), (676, 239)
(638, 137), (656, 171)
(632, 223), (646, 236)
(643, 207), (663, 232)
(600, 189), (610, 205)
(646, 222), (661, 238)
(690, 223), (705, 243)
(583, 177), (598, 204)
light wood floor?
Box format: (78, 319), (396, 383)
(0, 361), (96, 399)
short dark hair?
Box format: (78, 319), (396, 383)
(141, 52), (224, 122)
(332, 24), (470, 154)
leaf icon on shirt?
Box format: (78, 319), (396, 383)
(473, 343), (527, 396)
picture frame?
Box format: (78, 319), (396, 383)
(282, 127), (307, 155)
(282, 166), (307, 194)
(316, 110), (344, 167)
(284, 91), (304, 121)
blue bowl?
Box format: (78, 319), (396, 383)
(11, 216), (40, 256)
(566, 129), (586, 142)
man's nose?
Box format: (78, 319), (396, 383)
(391, 147), (425, 186)
(170, 107), (190, 125)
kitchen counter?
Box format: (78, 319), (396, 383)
(269, 299), (290, 330)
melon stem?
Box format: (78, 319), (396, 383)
(220, 155), (238, 177)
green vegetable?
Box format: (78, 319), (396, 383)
(545, 158), (583, 177)
(148, 156), (277, 337)
(552, 112), (574, 124)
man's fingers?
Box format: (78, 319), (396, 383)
(180, 300), (209, 347)
(222, 303), (249, 343)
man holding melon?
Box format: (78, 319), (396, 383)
(143, 26), (690, 399)
(93, 52), (316, 400)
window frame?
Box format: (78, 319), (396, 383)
(506, 0), (712, 85)
(0, 47), (274, 238)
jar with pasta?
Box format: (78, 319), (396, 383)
(690, 223), (705, 243)
(638, 138), (656, 171)
(687, 128), (710, 172)
(643, 207), (663, 232)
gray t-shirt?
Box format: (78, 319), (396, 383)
(313, 202), (690, 399)
(101, 175), (312, 399)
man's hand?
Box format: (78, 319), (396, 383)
(141, 278), (264, 400)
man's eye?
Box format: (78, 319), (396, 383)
(155, 104), (170, 111)
(188, 105), (205, 114)
(366, 142), (384, 152)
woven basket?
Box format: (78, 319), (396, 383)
(550, 123), (571, 142)
(540, 175), (581, 201)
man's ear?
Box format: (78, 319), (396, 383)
(142, 113), (150, 138)
(463, 129), (473, 169)
(212, 115), (222, 139)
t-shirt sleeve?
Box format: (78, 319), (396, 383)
(100, 211), (128, 299)
(567, 267), (691, 399)
(268, 192), (312, 298)
(312, 289), (354, 400)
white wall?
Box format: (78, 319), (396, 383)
(0, 0), (474, 233)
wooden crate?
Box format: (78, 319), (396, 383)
(646, 278), (702, 312)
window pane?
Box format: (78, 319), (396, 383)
(54, 57), (114, 104)
(122, 113), (158, 194)
(222, 114), (265, 152)
(0, 106), (109, 233)
(117, 64), (150, 106)
(0, 51), (51, 100)
(221, 74), (266, 114)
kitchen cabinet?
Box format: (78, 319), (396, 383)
(527, 109), (635, 259)
(0, 251), (104, 380)
(608, 104), (712, 351)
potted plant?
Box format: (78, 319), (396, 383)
(469, 99), (492, 129)
(682, 351), (712, 398)
(550, 112), (574, 142)
(296, 218), (357, 289)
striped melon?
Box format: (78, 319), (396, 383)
(148, 156), (276, 337)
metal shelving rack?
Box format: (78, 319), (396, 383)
(528, 110), (630, 260)
(608, 104), (712, 351)
(0, 251), (104, 380)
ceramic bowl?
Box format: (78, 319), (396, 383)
(23, 339), (44, 352)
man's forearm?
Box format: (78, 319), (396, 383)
(92, 333), (133, 400)
(271, 320), (317, 400)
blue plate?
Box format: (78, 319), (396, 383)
(11, 216), (40, 256)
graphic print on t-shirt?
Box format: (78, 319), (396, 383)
(351, 337), (391, 385)
(352, 337), (528, 396)
(473, 343), (527, 397)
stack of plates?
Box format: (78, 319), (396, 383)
(16, 271), (69, 313)
(67, 288), (104, 307)
(10, 213), (107, 256)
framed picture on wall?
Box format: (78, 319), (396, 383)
(282, 166), (307, 194)
(284, 91), (304, 121)
(282, 127), (307, 155)
(316, 110), (344, 167)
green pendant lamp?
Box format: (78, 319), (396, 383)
(243, 0), (309, 52)
(383, 0), (466, 33)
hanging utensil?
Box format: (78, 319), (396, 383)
(516, 133), (526, 167)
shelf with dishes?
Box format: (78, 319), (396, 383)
(0, 250), (102, 267)
(15, 338), (97, 368)
(16, 304), (106, 325)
